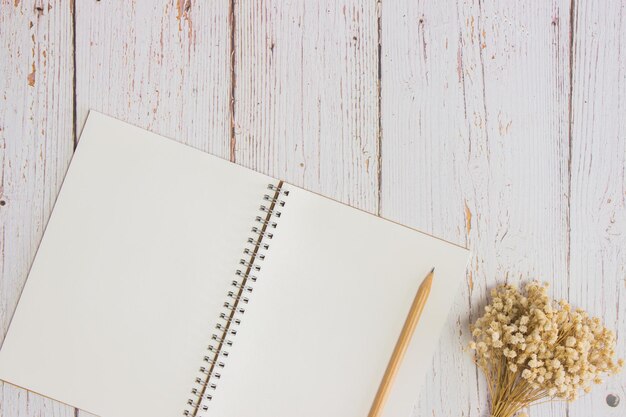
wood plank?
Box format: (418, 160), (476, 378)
(0, 0), (75, 415)
(568, 2), (626, 416)
(233, 0), (380, 212)
(0, 385), (75, 417)
(380, 1), (572, 416)
(74, 0), (231, 158)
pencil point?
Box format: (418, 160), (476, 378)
(421, 268), (435, 287)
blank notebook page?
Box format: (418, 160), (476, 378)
(205, 185), (469, 417)
(0, 112), (470, 417)
(0, 112), (274, 417)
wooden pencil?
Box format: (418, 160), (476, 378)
(367, 267), (435, 417)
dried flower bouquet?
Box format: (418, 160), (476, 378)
(469, 282), (623, 417)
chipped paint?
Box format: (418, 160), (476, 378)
(27, 62), (36, 86)
(498, 117), (512, 136)
(175, 0), (194, 45)
(464, 200), (472, 234)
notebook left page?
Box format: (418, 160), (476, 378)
(0, 112), (274, 417)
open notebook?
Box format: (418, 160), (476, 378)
(0, 112), (469, 417)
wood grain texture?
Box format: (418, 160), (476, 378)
(1, 1), (625, 416)
(0, 0), (74, 415)
(74, 0), (231, 158)
(233, 0), (380, 212)
(1, 386), (75, 417)
(567, 2), (626, 416)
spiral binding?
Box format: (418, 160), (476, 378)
(183, 181), (289, 417)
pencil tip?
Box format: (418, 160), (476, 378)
(430, 267), (435, 273)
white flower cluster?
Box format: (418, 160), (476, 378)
(469, 282), (623, 404)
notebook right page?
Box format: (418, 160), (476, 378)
(206, 184), (469, 417)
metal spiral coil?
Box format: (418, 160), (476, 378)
(183, 181), (288, 417)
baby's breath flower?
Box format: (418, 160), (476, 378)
(468, 281), (623, 417)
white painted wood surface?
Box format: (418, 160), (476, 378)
(1, 1), (624, 417)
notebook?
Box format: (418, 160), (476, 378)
(0, 112), (469, 417)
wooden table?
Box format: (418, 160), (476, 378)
(1, 1), (624, 416)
